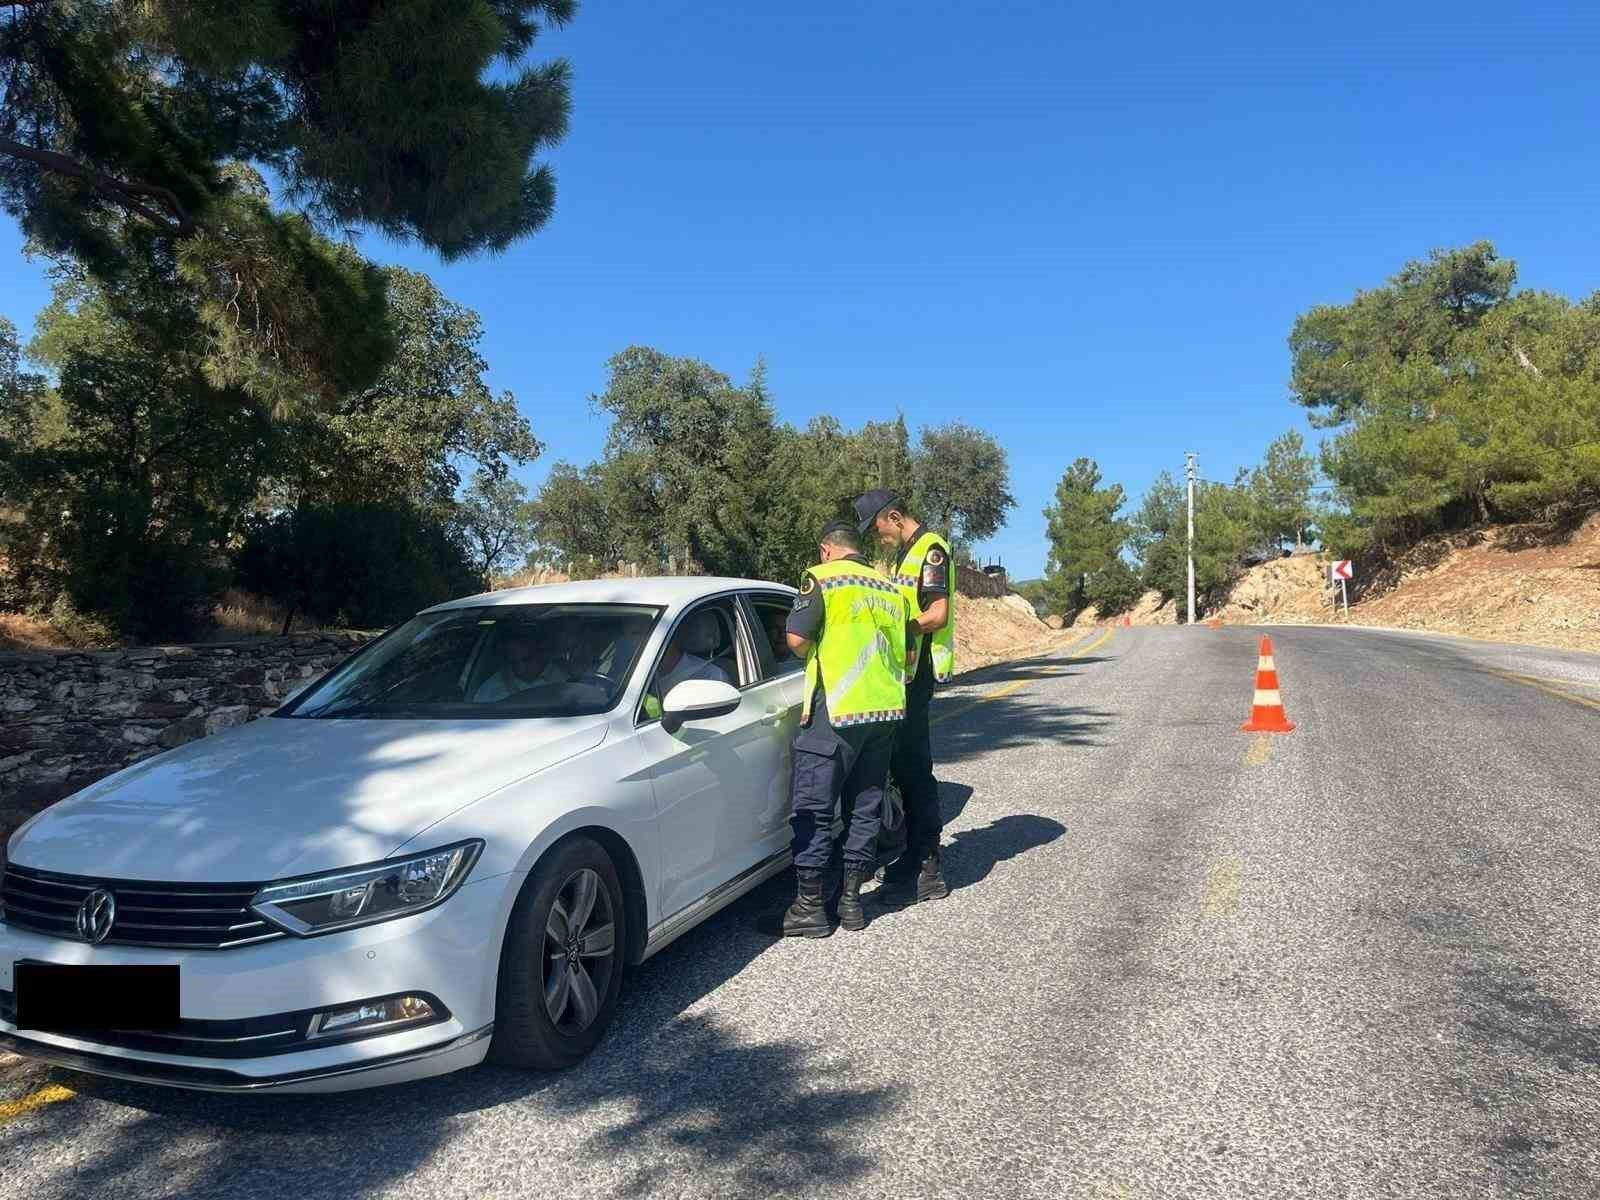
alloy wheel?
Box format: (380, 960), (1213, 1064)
(541, 867), (617, 1034)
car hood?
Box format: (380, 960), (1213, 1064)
(8, 715), (608, 883)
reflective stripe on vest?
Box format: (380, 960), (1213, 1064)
(801, 559), (909, 725)
(895, 530), (957, 683)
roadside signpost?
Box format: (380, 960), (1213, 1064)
(1331, 560), (1353, 616)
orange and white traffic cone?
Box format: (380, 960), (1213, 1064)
(1241, 635), (1295, 733)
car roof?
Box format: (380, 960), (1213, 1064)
(422, 576), (795, 614)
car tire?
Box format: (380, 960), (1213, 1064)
(489, 835), (627, 1070)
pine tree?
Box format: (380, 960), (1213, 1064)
(1, 2), (577, 410)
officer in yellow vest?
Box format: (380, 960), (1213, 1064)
(854, 489), (955, 905)
(768, 520), (914, 937)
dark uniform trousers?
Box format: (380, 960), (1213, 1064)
(789, 695), (896, 873)
(891, 650), (942, 858)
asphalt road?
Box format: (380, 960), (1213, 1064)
(4, 623), (1600, 1198)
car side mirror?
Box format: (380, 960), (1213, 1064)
(661, 679), (741, 734)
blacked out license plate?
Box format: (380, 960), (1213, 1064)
(15, 963), (179, 1033)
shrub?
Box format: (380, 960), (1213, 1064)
(234, 503), (481, 631)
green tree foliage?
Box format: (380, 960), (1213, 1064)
(1, 1), (575, 409)
(760, 415), (918, 582)
(1041, 458), (1127, 618)
(526, 352), (1015, 586)
(2, 259), (276, 641)
(0, 315), (52, 500)
(1127, 471), (1186, 605)
(234, 503), (480, 632)
(457, 471), (535, 581)
(527, 461), (612, 573)
(1290, 242), (1600, 553)
(592, 347), (777, 576)
(912, 421), (1017, 551)
(3, 215), (537, 640)
(1249, 429), (1317, 550)
(273, 267), (540, 512)
(1084, 556), (1143, 617)
(1127, 471), (1259, 611)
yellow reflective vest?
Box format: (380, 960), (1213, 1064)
(800, 558), (909, 726)
(893, 529), (956, 683)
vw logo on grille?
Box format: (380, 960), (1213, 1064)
(76, 888), (117, 944)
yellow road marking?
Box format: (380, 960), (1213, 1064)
(1504, 673), (1600, 693)
(1244, 733), (1272, 766)
(933, 629), (1115, 727)
(1202, 857), (1242, 919)
(0, 1084), (75, 1124)
(1487, 670), (1600, 714)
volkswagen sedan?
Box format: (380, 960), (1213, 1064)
(0, 577), (807, 1092)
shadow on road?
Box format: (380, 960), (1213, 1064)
(937, 694), (1114, 765)
(950, 656), (1114, 687)
(942, 814), (1067, 893)
(13, 865), (899, 1199)
(5, 656), (1111, 1194)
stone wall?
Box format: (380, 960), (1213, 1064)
(1, 633), (374, 832)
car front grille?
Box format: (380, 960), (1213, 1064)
(0, 864), (284, 950)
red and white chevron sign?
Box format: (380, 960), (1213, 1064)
(1331, 560), (1353, 581)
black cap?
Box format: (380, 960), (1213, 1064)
(820, 519), (858, 542)
(853, 489), (901, 535)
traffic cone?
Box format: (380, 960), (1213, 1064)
(1206, 617), (1223, 629)
(1241, 635), (1295, 733)
(1121, 614), (1132, 628)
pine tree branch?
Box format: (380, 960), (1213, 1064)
(0, 136), (195, 235)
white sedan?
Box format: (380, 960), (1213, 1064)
(0, 577), (808, 1092)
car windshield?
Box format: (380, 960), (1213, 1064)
(281, 604), (661, 720)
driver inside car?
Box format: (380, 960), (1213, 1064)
(474, 627), (572, 702)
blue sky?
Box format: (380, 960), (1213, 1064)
(4, 0), (1598, 577)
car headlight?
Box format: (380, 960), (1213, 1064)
(250, 841), (483, 936)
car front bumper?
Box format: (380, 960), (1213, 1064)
(0, 874), (510, 1093)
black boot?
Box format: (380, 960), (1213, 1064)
(837, 868), (869, 931)
(779, 869), (832, 938)
(878, 847), (948, 907)
(915, 847), (949, 902)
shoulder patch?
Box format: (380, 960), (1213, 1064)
(799, 575), (816, 594)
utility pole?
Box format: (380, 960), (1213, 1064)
(1185, 452), (1197, 625)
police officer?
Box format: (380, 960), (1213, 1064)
(769, 520), (913, 937)
(853, 489), (954, 906)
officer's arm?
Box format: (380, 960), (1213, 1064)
(916, 597), (950, 634)
(916, 546), (952, 633)
(785, 574), (823, 657)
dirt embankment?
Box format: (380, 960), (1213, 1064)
(1216, 515), (1600, 653)
(956, 593), (1081, 670)
(1070, 589), (1181, 628)
(1055, 513), (1599, 653)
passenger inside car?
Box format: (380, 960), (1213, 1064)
(645, 608), (735, 717)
